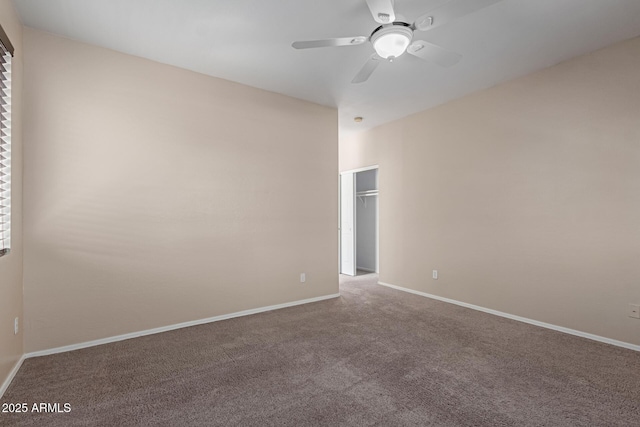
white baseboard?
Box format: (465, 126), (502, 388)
(26, 293), (341, 358)
(377, 281), (640, 352)
(0, 354), (26, 399)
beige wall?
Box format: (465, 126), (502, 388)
(23, 28), (338, 352)
(0, 0), (23, 389)
(341, 36), (640, 346)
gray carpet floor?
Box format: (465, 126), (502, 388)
(2, 274), (639, 426)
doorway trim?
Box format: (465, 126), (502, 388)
(339, 165), (379, 275)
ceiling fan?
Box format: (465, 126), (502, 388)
(292, 0), (502, 83)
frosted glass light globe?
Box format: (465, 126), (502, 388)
(373, 32), (411, 59)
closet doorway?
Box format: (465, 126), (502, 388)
(339, 166), (378, 276)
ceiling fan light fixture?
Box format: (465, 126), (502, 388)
(371, 26), (413, 59)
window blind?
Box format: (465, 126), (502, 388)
(0, 25), (13, 257)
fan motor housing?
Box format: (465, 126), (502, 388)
(370, 21), (412, 37)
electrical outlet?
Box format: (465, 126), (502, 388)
(300, 273), (306, 283)
(432, 270), (438, 280)
(629, 304), (640, 319)
(14, 317), (18, 335)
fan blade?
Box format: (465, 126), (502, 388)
(413, 0), (502, 31)
(352, 54), (381, 84)
(366, 0), (396, 24)
(407, 41), (462, 68)
(292, 36), (368, 49)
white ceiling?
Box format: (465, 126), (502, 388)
(13, 0), (640, 138)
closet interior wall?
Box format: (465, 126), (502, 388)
(356, 169), (377, 273)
